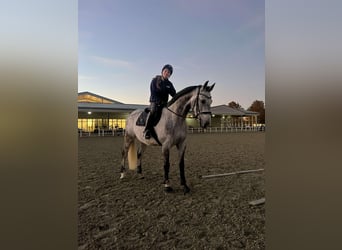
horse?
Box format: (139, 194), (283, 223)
(119, 81), (215, 194)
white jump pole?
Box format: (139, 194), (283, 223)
(201, 168), (264, 179)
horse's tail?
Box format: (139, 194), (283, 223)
(127, 139), (137, 170)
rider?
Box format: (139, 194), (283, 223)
(144, 64), (176, 139)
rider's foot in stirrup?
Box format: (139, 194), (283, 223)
(144, 130), (151, 139)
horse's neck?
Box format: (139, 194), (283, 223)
(168, 90), (196, 118)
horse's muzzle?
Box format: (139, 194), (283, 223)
(199, 116), (211, 129)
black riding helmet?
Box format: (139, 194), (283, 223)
(162, 64), (173, 75)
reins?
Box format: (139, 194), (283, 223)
(166, 106), (187, 118)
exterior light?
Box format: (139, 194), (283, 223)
(88, 111), (92, 115)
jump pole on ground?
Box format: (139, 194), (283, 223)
(201, 168), (264, 179)
(249, 197), (265, 206)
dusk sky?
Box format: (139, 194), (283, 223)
(78, 0), (264, 109)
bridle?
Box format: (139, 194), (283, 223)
(166, 86), (212, 119)
(192, 87), (212, 119)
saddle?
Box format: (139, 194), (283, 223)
(136, 107), (162, 127)
(136, 108), (149, 126)
(136, 107), (163, 146)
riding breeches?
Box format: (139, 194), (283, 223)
(145, 102), (163, 131)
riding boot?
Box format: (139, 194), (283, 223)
(144, 102), (157, 139)
(144, 114), (153, 139)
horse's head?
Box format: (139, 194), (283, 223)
(193, 81), (215, 128)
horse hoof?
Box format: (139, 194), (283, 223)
(164, 186), (174, 192)
(120, 173), (125, 179)
(183, 186), (190, 194)
(138, 174), (144, 179)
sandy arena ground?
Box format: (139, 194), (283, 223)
(78, 132), (265, 249)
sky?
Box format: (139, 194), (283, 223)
(78, 0), (264, 109)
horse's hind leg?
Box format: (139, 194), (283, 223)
(120, 135), (134, 179)
(136, 143), (147, 179)
(162, 146), (173, 192)
(177, 141), (190, 194)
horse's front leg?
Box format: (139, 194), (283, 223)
(177, 141), (190, 194)
(162, 146), (173, 192)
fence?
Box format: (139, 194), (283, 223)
(78, 128), (124, 137)
(188, 126), (265, 134)
(78, 126), (265, 137)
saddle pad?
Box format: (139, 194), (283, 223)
(136, 107), (162, 127)
(136, 109), (149, 126)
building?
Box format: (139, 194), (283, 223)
(210, 105), (259, 128)
(78, 92), (259, 133)
(78, 91), (147, 132)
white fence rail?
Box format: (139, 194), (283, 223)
(188, 126), (265, 134)
(78, 126), (265, 137)
(78, 128), (125, 137)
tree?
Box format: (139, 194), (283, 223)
(228, 101), (242, 109)
(248, 100), (265, 124)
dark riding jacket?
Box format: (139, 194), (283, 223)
(149, 75), (176, 105)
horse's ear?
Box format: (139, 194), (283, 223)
(208, 83), (215, 92)
(203, 80), (209, 88)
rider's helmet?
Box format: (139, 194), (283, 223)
(162, 64), (173, 75)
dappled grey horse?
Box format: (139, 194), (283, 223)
(120, 81), (215, 194)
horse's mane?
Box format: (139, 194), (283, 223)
(167, 85), (200, 107)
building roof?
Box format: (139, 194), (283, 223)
(78, 91), (124, 104)
(236, 108), (259, 116)
(211, 105), (259, 116)
(211, 105), (245, 116)
(78, 102), (148, 113)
